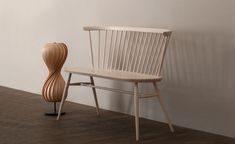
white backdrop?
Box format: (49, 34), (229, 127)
(0, 0), (235, 138)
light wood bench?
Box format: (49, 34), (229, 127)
(57, 26), (174, 141)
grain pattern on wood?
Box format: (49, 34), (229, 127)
(0, 86), (235, 144)
(42, 43), (68, 102)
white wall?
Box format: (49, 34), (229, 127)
(0, 0), (235, 138)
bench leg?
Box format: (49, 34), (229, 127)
(90, 76), (100, 116)
(57, 73), (72, 120)
(133, 82), (139, 141)
(153, 82), (174, 132)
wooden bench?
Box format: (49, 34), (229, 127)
(57, 26), (174, 141)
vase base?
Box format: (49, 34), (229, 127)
(44, 102), (65, 116)
(45, 112), (66, 116)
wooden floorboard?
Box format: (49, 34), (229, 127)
(0, 86), (235, 144)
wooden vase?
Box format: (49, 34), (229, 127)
(42, 42), (68, 102)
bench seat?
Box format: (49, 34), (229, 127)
(65, 67), (162, 82)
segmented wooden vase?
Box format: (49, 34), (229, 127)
(42, 43), (68, 102)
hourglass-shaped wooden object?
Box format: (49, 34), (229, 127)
(42, 42), (68, 116)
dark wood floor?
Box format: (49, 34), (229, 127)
(0, 86), (235, 144)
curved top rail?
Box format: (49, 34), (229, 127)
(83, 26), (172, 35)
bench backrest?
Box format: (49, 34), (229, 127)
(84, 26), (172, 77)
